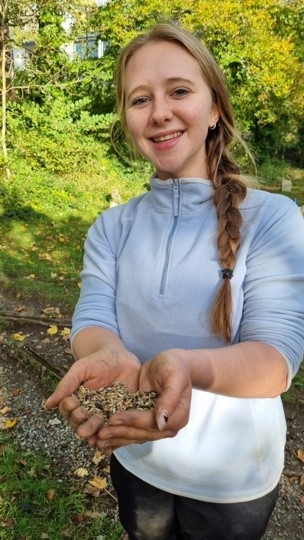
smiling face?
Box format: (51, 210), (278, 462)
(124, 40), (219, 180)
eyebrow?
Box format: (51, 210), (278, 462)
(126, 77), (195, 101)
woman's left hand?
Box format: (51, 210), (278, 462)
(94, 349), (192, 454)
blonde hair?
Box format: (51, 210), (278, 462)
(115, 21), (249, 342)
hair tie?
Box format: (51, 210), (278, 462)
(222, 268), (233, 280)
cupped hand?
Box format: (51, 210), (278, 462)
(92, 349), (193, 453)
(45, 348), (141, 409)
(44, 348), (141, 443)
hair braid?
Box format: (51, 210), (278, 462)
(208, 128), (247, 341)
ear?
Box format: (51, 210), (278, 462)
(209, 103), (220, 128)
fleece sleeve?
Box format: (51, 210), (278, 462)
(240, 196), (304, 385)
(70, 212), (120, 343)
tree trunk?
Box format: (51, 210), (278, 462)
(0, 0), (11, 178)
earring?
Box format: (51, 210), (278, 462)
(209, 123), (217, 130)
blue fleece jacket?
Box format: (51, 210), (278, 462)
(71, 177), (304, 502)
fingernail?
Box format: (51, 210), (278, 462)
(157, 410), (169, 431)
(42, 398), (56, 410)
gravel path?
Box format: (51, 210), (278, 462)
(1, 339), (304, 539)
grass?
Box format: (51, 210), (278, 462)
(0, 433), (124, 539)
(0, 150), (150, 313)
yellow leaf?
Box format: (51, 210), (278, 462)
(6, 418), (17, 429)
(297, 449), (304, 463)
(47, 489), (56, 502)
(89, 476), (107, 490)
(11, 332), (26, 342)
(74, 467), (88, 478)
(60, 327), (70, 337)
(92, 450), (103, 465)
(27, 274), (36, 280)
(47, 325), (58, 335)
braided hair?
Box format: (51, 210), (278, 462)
(115, 21), (249, 342)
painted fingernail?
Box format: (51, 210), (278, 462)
(157, 410), (169, 431)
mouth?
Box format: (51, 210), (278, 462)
(151, 131), (183, 143)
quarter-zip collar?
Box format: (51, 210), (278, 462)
(150, 175), (214, 215)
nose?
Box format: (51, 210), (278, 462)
(150, 97), (173, 124)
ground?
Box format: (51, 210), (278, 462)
(0, 299), (304, 539)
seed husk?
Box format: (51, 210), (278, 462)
(75, 382), (158, 420)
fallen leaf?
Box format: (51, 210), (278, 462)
(297, 449), (304, 463)
(60, 327), (71, 340)
(12, 388), (21, 396)
(89, 476), (107, 490)
(26, 274), (36, 280)
(39, 253), (52, 261)
(47, 325), (58, 335)
(47, 489), (56, 502)
(5, 418), (17, 429)
(42, 307), (62, 317)
(11, 332), (26, 342)
(300, 475), (304, 486)
(0, 406), (10, 414)
(83, 483), (100, 498)
(92, 450), (103, 465)
(74, 467), (89, 478)
(1, 517), (15, 527)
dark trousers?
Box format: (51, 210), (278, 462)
(110, 454), (279, 540)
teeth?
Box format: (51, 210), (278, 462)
(153, 131), (182, 142)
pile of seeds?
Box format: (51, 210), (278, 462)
(75, 382), (158, 420)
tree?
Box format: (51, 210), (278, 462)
(93, 0), (304, 162)
(0, 0), (100, 176)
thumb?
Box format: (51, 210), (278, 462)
(154, 383), (191, 432)
(156, 407), (170, 431)
(45, 371), (81, 409)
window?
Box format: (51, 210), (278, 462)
(74, 34), (108, 60)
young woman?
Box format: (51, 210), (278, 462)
(46, 22), (304, 540)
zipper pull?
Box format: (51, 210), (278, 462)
(172, 179), (180, 216)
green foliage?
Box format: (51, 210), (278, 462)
(1, 0), (303, 168)
(6, 96), (116, 174)
(94, 0), (304, 164)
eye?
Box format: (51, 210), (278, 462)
(171, 87), (190, 98)
(131, 96), (150, 107)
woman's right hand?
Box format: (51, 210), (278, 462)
(44, 349), (141, 444)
